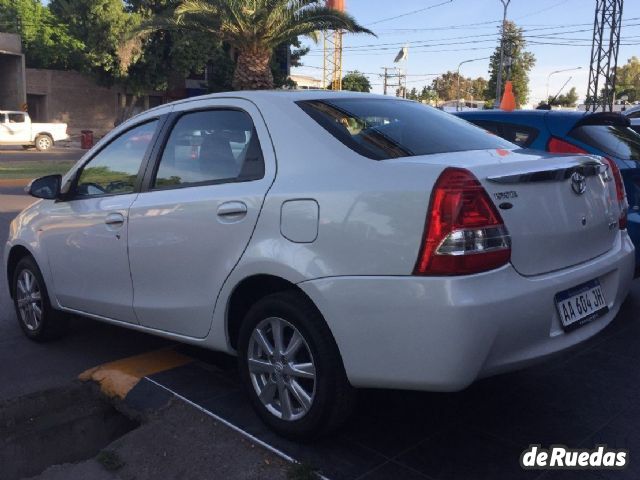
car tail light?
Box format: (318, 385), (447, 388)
(546, 137), (589, 154)
(603, 157), (628, 229)
(414, 168), (511, 276)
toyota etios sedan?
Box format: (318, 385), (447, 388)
(5, 91), (634, 439)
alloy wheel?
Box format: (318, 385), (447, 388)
(247, 317), (316, 421)
(16, 269), (43, 331)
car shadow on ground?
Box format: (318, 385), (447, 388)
(144, 282), (640, 480)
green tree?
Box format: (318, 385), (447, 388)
(144, 0), (373, 90)
(49, 0), (143, 80)
(615, 56), (640, 103)
(0, 0), (85, 70)
(342, 71), (371, 92)
(485, 21), (536, 108)
(430, 71), (487, 102)
(542, 86), (579, 107)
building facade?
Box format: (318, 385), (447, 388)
(0, 33), (26, 111)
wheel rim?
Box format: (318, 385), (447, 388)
(38, 137), (51, 150)
(247, 317), (316, 421)
(16, 269), (43, 331)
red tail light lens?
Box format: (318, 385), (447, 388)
(603, 157), (628, 229)
(547, 137), (588, 154)
(414, 168), (511, 276)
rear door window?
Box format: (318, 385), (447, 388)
(570, 125), (640, 161)
(153, 109), (264, 188)
(297, 98), (513, 160)
(470, 120), (538, 147)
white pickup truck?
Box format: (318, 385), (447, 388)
(0, 111), (69, 151)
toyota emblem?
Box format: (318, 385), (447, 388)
(571, 171), (587, 195)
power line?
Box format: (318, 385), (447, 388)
(514, 0), (572, 20)
(366, 0), (454, 26)
(302, 21), (640, 54)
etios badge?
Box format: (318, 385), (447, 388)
(571, 172), (587, 195)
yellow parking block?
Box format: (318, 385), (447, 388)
(79, 348), (192, 399)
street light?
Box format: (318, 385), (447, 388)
(546, 67), (582, 101)
(457, 57), (490, 111)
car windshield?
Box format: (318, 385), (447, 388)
(570, 125), (640, 161)
(297, 98), (514, 160)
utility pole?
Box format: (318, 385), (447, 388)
(586, 0), (624, 112)
(494, 0), (511, 107)
(381, 67), (404, 97)
(382, 67), (389, 95)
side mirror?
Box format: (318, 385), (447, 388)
(26, 174), (62, 200)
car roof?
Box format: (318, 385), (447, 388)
(130, 89), (398, 122)
(455, 109), (588, 119)
(169, 89), (393, 107)
(623, 104), (640, 113)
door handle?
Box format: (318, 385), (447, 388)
(217, 201), (247, 218)
(105, 212), (125, 227)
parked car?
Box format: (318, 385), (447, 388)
(5, 92), (634, 439)
(0, 111), (68, 151)
(455, 109), (640, 274)
(622, 104), (640, 135)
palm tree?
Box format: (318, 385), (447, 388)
(144, 0), (374, 90)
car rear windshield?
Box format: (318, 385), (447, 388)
(297, 98), (514, 160)
(570, 125), (640, 161)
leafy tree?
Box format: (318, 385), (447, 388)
(49, 0), (143, 80)
(430, 71), (487, 102)
(485, 21), (536, 108)
(342, 71), (371, 92)
(144, 0), (374, 90)
(540, 86), (579, 107)
(0, 0), (85, 70)
(615, 56), (640, 103)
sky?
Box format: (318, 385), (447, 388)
(291, 0), (640, 107)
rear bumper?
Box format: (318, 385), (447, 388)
(298, 231), (635, 391)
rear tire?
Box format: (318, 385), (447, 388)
(238, 291), (355, 441)
(12, 256), (67, 341)
(34, 134), (53, 151)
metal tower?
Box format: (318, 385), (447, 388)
(586, 0), (624, 112)
(323, 0), (344, 90)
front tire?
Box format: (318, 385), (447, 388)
(34, 134), (53, 151)
(238, 291), (355, 440)
(12, 256), (67, 341)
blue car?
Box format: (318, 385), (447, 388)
(455, 109), (640, 273)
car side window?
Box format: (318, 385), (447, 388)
(76, 120), (158, 197)
(470, 120), (538, 148)
(153, 109), (264, 189)
(471, 120), (500, 136)
(8, 113), (25, 123)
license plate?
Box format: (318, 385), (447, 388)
(555, 279), (608, 331)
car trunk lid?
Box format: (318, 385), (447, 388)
(397, 149), (621, 276)
(478, 154), (620, 276)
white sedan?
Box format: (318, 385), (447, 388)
(4, 91), (634, 439)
